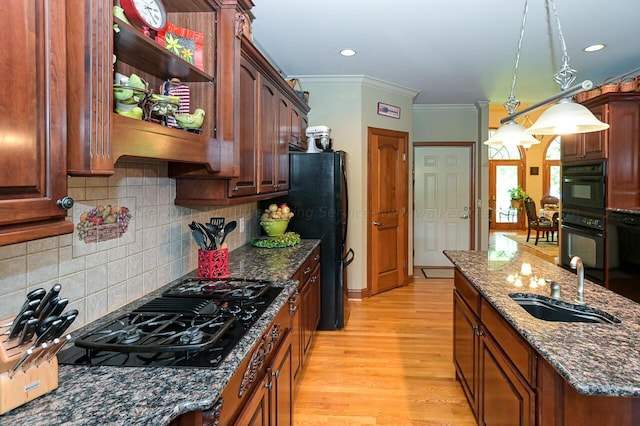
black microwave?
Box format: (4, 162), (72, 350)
(561, 162), (606, 214)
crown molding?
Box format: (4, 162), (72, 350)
(413, 104), (479, 112)
(289, 75), (418, 99)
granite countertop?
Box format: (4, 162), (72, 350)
(444, 249), (640, 397)
(0, 240), (320, 426)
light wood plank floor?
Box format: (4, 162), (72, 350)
(293, 277), (476, 425)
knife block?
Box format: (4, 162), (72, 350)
(0, 316), (59, 414)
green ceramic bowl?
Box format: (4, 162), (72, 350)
(260, 219), (289, 236)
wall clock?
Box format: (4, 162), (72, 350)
(120, 0), (168, 32)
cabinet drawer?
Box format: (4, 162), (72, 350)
(481, 298), (536, 386)
(298, 246), (320, 287)
(454, 269), (480, 316)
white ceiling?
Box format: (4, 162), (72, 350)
(250, 0), (640, 105)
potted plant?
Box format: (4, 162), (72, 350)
(508, 185), (528, 209)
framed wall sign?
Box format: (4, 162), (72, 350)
(377, 102), (401, 119)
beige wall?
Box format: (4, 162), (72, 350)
(298, 76), (416, 293)
(0, 159), (259, 330)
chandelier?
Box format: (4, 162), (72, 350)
(491, 0), (609, 144)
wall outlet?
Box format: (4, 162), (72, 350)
(239, 217), (245, 233)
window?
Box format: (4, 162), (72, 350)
(544, 137), (561, 198)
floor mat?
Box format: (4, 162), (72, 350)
(421, 268), (455, 279)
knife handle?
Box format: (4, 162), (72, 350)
(34, 283), (61, 318)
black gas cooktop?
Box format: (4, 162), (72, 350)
(58, 278), (282, 368)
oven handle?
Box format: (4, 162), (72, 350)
(561, 223), (604, 238)
(563, 176), (604, 183)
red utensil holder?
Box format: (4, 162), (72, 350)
(198, 248), (229, 278)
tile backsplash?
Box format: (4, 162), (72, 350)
(0, 159), (259, 330)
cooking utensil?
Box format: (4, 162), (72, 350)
(197, 222), (217, 250)
(38, 295), (61, 320)
(6, 310), (34, 339)
(218, 220), (237, 246)
(49, 298), (69, 317)
(9, 347), (34, 378)
(191, 227), (207, 250)
(53, 309), (78, 339)
(0, 289), (45, 328)
(44, 334), (71, 362)
(34, 316), (63, 346)
(25, 338), (58, 370)
(34, 283), (61, 318)
(209, 217), (225, 232)
(17, 318), (39, 346)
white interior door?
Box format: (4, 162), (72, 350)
(414, 146), (472, 266)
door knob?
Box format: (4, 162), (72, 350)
(460, 214), (469, 219)
(373, 221), (382, 226)
(56, 196), (75, 210)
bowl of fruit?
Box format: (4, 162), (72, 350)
(260, 203), (294, 236)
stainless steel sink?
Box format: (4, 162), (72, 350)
(508, 293), (621, 324)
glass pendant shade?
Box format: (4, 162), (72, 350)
(484, 121), (540, 147)
(525, 100), (610, 135)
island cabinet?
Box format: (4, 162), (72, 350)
(171, 36), (309, 206)
(562, 92), (640, 209)
(454, 268), (640, 426)
(0, 0), (75, 246)
(454, 270), (535, 425)
(66, 0), (232, 176)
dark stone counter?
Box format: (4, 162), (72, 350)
(444, 249), (640, 397)
(0, 240), (320, 426)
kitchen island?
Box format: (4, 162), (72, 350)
(0, 240), (320, 426)
(445, 249), (640, 425)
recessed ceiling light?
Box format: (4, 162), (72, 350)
(340, 49), (357, 57)
(583, 44), (606, 52)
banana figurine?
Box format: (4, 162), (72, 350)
(174, 108), (205, 129)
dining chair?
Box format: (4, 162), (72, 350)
(523, 198), (557, 245)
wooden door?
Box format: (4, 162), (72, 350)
(414, 145), (473, 266)
(230, 56), (259, 197)
(480, 333), (535, 426)
(453, 292), (480, 419)
(258, 78), (277, 193)
(0, 0), (74, 246)
(367, 127), (408, 296)
(234, 374), (270, 426)
(269, 330), (293, 426)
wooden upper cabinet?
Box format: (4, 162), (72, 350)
(258, 78), (277, 193)
(276, 94), (290, 191)
(230, 56), (259, 197)
(0, 0), (74, 245)
(561, 104), (608, 162)
(66, 0), (221, 176)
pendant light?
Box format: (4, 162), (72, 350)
(524, 0), (609, 135)
(484, 0), (540, 148)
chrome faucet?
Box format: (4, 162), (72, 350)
(570, 256), (585, 304)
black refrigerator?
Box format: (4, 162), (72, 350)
(268, 150), (354, 330)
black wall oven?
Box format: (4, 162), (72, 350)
(561, 212), (605, 284)
(561, 162), (606, 214)
(606, 211), (640, 303)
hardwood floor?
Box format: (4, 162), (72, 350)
(293, 278), (476, 425)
